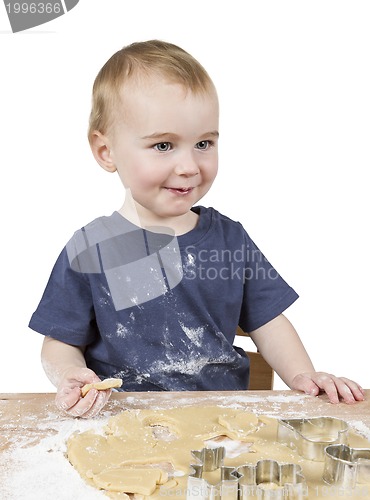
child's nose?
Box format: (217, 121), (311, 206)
(174, 151), (200, 176)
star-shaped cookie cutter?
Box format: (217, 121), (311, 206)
(186, 447), (308, 499)
(277, 417), (349, 461)
(323, 444), (370, 489)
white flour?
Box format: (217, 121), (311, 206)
(1, 416), (109, 500)
(1, 441), (105, 499)
(124, 393), (308, 407)
(348, 420), (370, 441)
(123, 393), (310, 416)
(151, 355), (211, 375)
(179, 323), (204, 347)
(116, 322), (130, 338)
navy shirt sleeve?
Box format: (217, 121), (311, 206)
(29, 248), (98, 346)
(238, 228), (298, 332)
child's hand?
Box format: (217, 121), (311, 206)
(291, 372), (365, 404)
(55, 367), (112, 418)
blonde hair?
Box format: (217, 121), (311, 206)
(88, 40), (215, 142)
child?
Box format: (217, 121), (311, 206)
(29, 40), (364, 418)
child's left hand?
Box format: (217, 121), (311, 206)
(291, 372), (365, 404)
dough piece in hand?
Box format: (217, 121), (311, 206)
(81, 378), (122, 397)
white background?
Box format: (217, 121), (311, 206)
(0, 0), (369, 393)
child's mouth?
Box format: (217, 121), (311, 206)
(165, 187), (193, 195)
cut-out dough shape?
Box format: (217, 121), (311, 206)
(81, 378), (122, 397)
(91, 467), (168, 495)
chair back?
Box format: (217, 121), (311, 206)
(236, 326), (274, 390)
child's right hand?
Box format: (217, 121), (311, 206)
(55, 367), (111, 418)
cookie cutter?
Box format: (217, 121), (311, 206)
(323, 444), (370, 489)
(237, 460), (308, 499)
(277, 417), (349, 461)
(186, 447), (308, 499)
(187, 447), (239, 500)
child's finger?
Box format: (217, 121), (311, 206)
(55, 386), (81, 412)
(291, 373), (319, 396)
(69, 388), (100, 417)
(80, 389), (112, 419)
(337, 378), (365, 401)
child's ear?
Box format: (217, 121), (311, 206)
(90, 131), (117, 173)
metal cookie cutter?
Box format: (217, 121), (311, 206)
(187, 447), (239, 500)
(323, 444), (370, 489)
(277, 417), (349, 461)
(237, 460), (307, 499)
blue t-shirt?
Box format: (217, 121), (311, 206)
(29, 207), (298, 391)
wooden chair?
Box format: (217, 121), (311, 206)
(236, 326), (274, 390)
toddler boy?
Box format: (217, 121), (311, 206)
(29, 40), (364, 417)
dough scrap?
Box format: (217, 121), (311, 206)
(81, 378), (122, 397)
(91, 467), (167, 495)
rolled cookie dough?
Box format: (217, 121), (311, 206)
(67, 406), (260, 496)
(67, 406), (370, 499)
(81, 378), (122, 397)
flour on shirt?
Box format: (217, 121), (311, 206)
(116, 323), (130, 338)
(150, 355), (212, 376)
(130, 295), (139, 305)
(182, 252), (196, 278)
(98, 285), (111, 307)
(179, 322), (204, 347)
(186, 253), (195, 266)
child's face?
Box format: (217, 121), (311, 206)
(103, 78), (219, 225)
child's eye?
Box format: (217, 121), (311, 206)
(196, 140), (211, 150)
(154, 142), (172, 152)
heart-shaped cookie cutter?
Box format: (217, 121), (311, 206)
(277, 417), (349, 461)
(323, 444), (370, 489)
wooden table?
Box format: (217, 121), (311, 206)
(1, 390), (370, 499)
